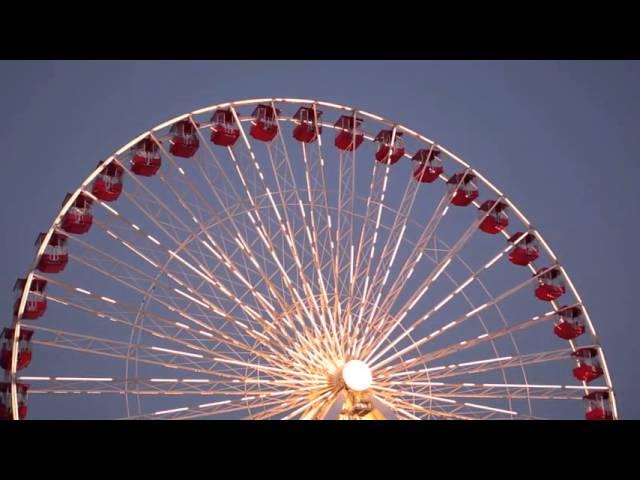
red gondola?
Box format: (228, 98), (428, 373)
(169, 119), (200, 158)
(1, 328), (33, 371)
(61, 193), (93, 235)
(131, 137), (161, 177)
(374, 130), (405, 164)
(572, 347), (604, 383)
(292, 106), (322, 144)
(13, 278), (47, 320)
(210, 109), (240, 147)
(534, 267), (565, 301)
(250, 104), (280, 142)
(334, 115), (364, 151)
(553, 305), (586, 340)
(92, 161), (124, 202)
(412, 147), (443, 183)
(507, 232), (539, 266)
(583, 391), (613, 420)
(0, 382), (29, 420)
(447, 172), (479, 207)
(478, 200), (509, 234)
(36, 232), (68, 274)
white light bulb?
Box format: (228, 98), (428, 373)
(342, 360), (372, 392)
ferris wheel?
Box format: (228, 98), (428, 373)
(1, 98), (618, 420)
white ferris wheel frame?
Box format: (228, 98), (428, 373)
(7, 97), (618, 420)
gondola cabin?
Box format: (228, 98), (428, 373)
(13, 278), (47, 320)
(292, 106), (322, 144)
(334, 115), (364, 151)
(478, 200), (509, 234)
(210, 109), (240, 147)
(553, 305), (586, 341)
(169, 119), (200, 158)
(572, 347), (604, 383)
(583, 391), (613, 420)
(92, 161), (124, 202)
(1, 328), (33, 371)
(36, 232), (68, 274)
(507, 232), (540, 266)
(447, 172), (479, 207)
(0, 382), (29, 420)
(131, 137), (161, 177)
(249, 104), (280, 142)
(412, 147), (443, 183)
(61, 193), (93, 235)
(374, 130), (405, 164)
(534, 267), (565, 301)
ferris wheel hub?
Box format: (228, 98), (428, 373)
(342, 360), (372, 392)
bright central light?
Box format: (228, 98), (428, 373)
(342, 360), (372, 392)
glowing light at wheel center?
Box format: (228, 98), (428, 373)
(342, 360), (373, 392)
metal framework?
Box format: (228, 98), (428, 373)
(5, 98), (617, 420)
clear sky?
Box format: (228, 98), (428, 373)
(0, 60), (638, 418)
